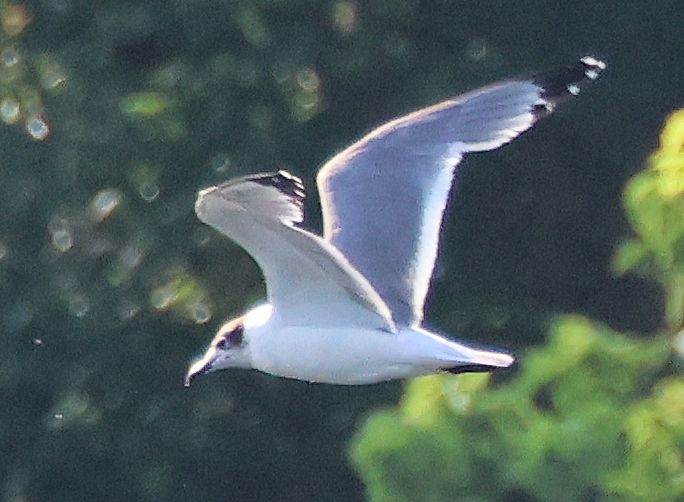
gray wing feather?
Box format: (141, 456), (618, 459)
(195, 172), (396, 331)
(317, 57), (605, 327)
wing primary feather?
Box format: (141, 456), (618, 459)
(246, 170), (306, 218)
(532, 55), (606, 114)
(205, 170), (306, 225)
(249, 170), (306, 201)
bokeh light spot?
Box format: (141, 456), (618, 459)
(237, 7), (270, 47)
(68, 294), (89, 318)
(296, 68), (320, 93)
(25, 115), (50, 140)
(209, 153), (231, 174)
(150, 284), (178, 311)
(39, 61), (68, 90)
(465, 37), (488, 61)
(118, 299), (140, 321)
(1, 5), (32, 36)
(89, 188), (122, 222)
(0, 45), (20, 67)
(0, 98), (20, 124)
(189, 300), (212, 324)
(139, 182), (160, 202)
(332, 1), (358, 34)
(48, 219), (74, 253)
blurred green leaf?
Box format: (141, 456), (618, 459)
(351, 316), (679, 501)
(619, 108), (684, 329)
(149, 270), (213, 324)
(613, 239), (648, 274)
(120, 92), (172, 118)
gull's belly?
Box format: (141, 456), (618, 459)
(250, 326), (426, 384)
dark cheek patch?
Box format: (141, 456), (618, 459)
(216, 324), (244, 350)
(230, 325), (244, 346)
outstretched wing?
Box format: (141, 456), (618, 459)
(195, 171), (395, 332)
(317, 56), (605, 327)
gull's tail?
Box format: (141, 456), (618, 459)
(413, 327), (515, 375)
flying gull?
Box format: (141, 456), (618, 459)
(185, 56), (605, 386)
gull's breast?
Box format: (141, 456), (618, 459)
(249, 326), (418, 384)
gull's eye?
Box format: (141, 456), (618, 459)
(215, 324), (243, 350)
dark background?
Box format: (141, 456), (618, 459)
(1, 1), (682, 500)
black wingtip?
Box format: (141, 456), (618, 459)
(443, 362), (514, 375)
(248, 170), (306, 204)
(533, 55), (606, 105)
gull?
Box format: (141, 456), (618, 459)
(185, 56), (605, 386)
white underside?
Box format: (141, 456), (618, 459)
(247, 316), (513, 385)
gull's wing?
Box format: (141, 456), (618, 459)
(195, 171), (396, 332)
(317, 56), (605, 327)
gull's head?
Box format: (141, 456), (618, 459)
(184, 316), (252, 387)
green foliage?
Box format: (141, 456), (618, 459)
(352, 317), (681, 501)
(616, 109), (684, 328)
(351, 112), (684, 501)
